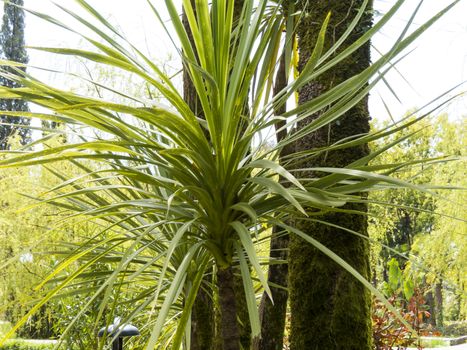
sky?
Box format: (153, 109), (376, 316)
(8, 0), (467, 122)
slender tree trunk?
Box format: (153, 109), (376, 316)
(425, 288), (436, 326)
(217, 266), (241, 350)
(255, 52), (290, 350)
(289, 1), (373, 349)
(434, 281), (443, 328)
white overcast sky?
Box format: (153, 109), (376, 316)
(8, 0), (467, 122)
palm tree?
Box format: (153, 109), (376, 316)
(0, 0), (460, 348)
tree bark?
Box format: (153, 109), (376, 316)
(434, 281), (443, 328)
(425, 288), (436, 326)
(190, 287), (215, 350)
(217, 266), (241, 350)
(289, 1), (373, 349)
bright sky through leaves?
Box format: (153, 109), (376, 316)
(5, 0), (467, 121)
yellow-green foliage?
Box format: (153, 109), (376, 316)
(0, 136), (103, 337)
(0, 339), (56, 350)
(0, 322), (12, 339)
(369, 115), (466, 321)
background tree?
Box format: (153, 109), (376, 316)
(369, 115), (466, 330)
(289, 1), (374, 349)
(0, 0), (29, 150)
(369, 116), (436, 284)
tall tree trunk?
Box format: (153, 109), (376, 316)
(217, 266), (241, 350)
(255, 52), (290, 350)
(289, 1), (373, 349)
(425, 288), (436, 326)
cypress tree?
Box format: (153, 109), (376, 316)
(0, 0), (29, 150)
(288, 1), (373, 349)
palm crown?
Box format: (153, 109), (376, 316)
(0, 0), (460, 348)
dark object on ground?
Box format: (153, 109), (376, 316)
(98, 317), (139, 350)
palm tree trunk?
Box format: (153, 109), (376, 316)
(289, 1), (373, 349)
(217, 266), (241, 350)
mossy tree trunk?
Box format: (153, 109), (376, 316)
(217, 266), (241, 350)
(434, 281), (443, 328)
(289, 1), (373, 349)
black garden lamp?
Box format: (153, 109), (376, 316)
(98, 317), (140, 350)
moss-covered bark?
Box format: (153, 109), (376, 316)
(217, 266), (241, 350)
(190, 287), (215, 350)
(289, 1), (373, 349)
(255, 227), (289, 350)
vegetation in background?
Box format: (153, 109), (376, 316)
(0, 0), (29, 149)
(369, 116), (466, 333)
(0, 339), (56, 350)
(372, 258), (440, 349)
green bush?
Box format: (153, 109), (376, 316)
(0, 322), (13, 338)
(0, 339), (57, 350)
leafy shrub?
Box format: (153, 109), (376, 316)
(0, 322), (13, 339)
(372, 291), (432, 350)
(0, 339), (56, 350)
(372, 259), (439, 349)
